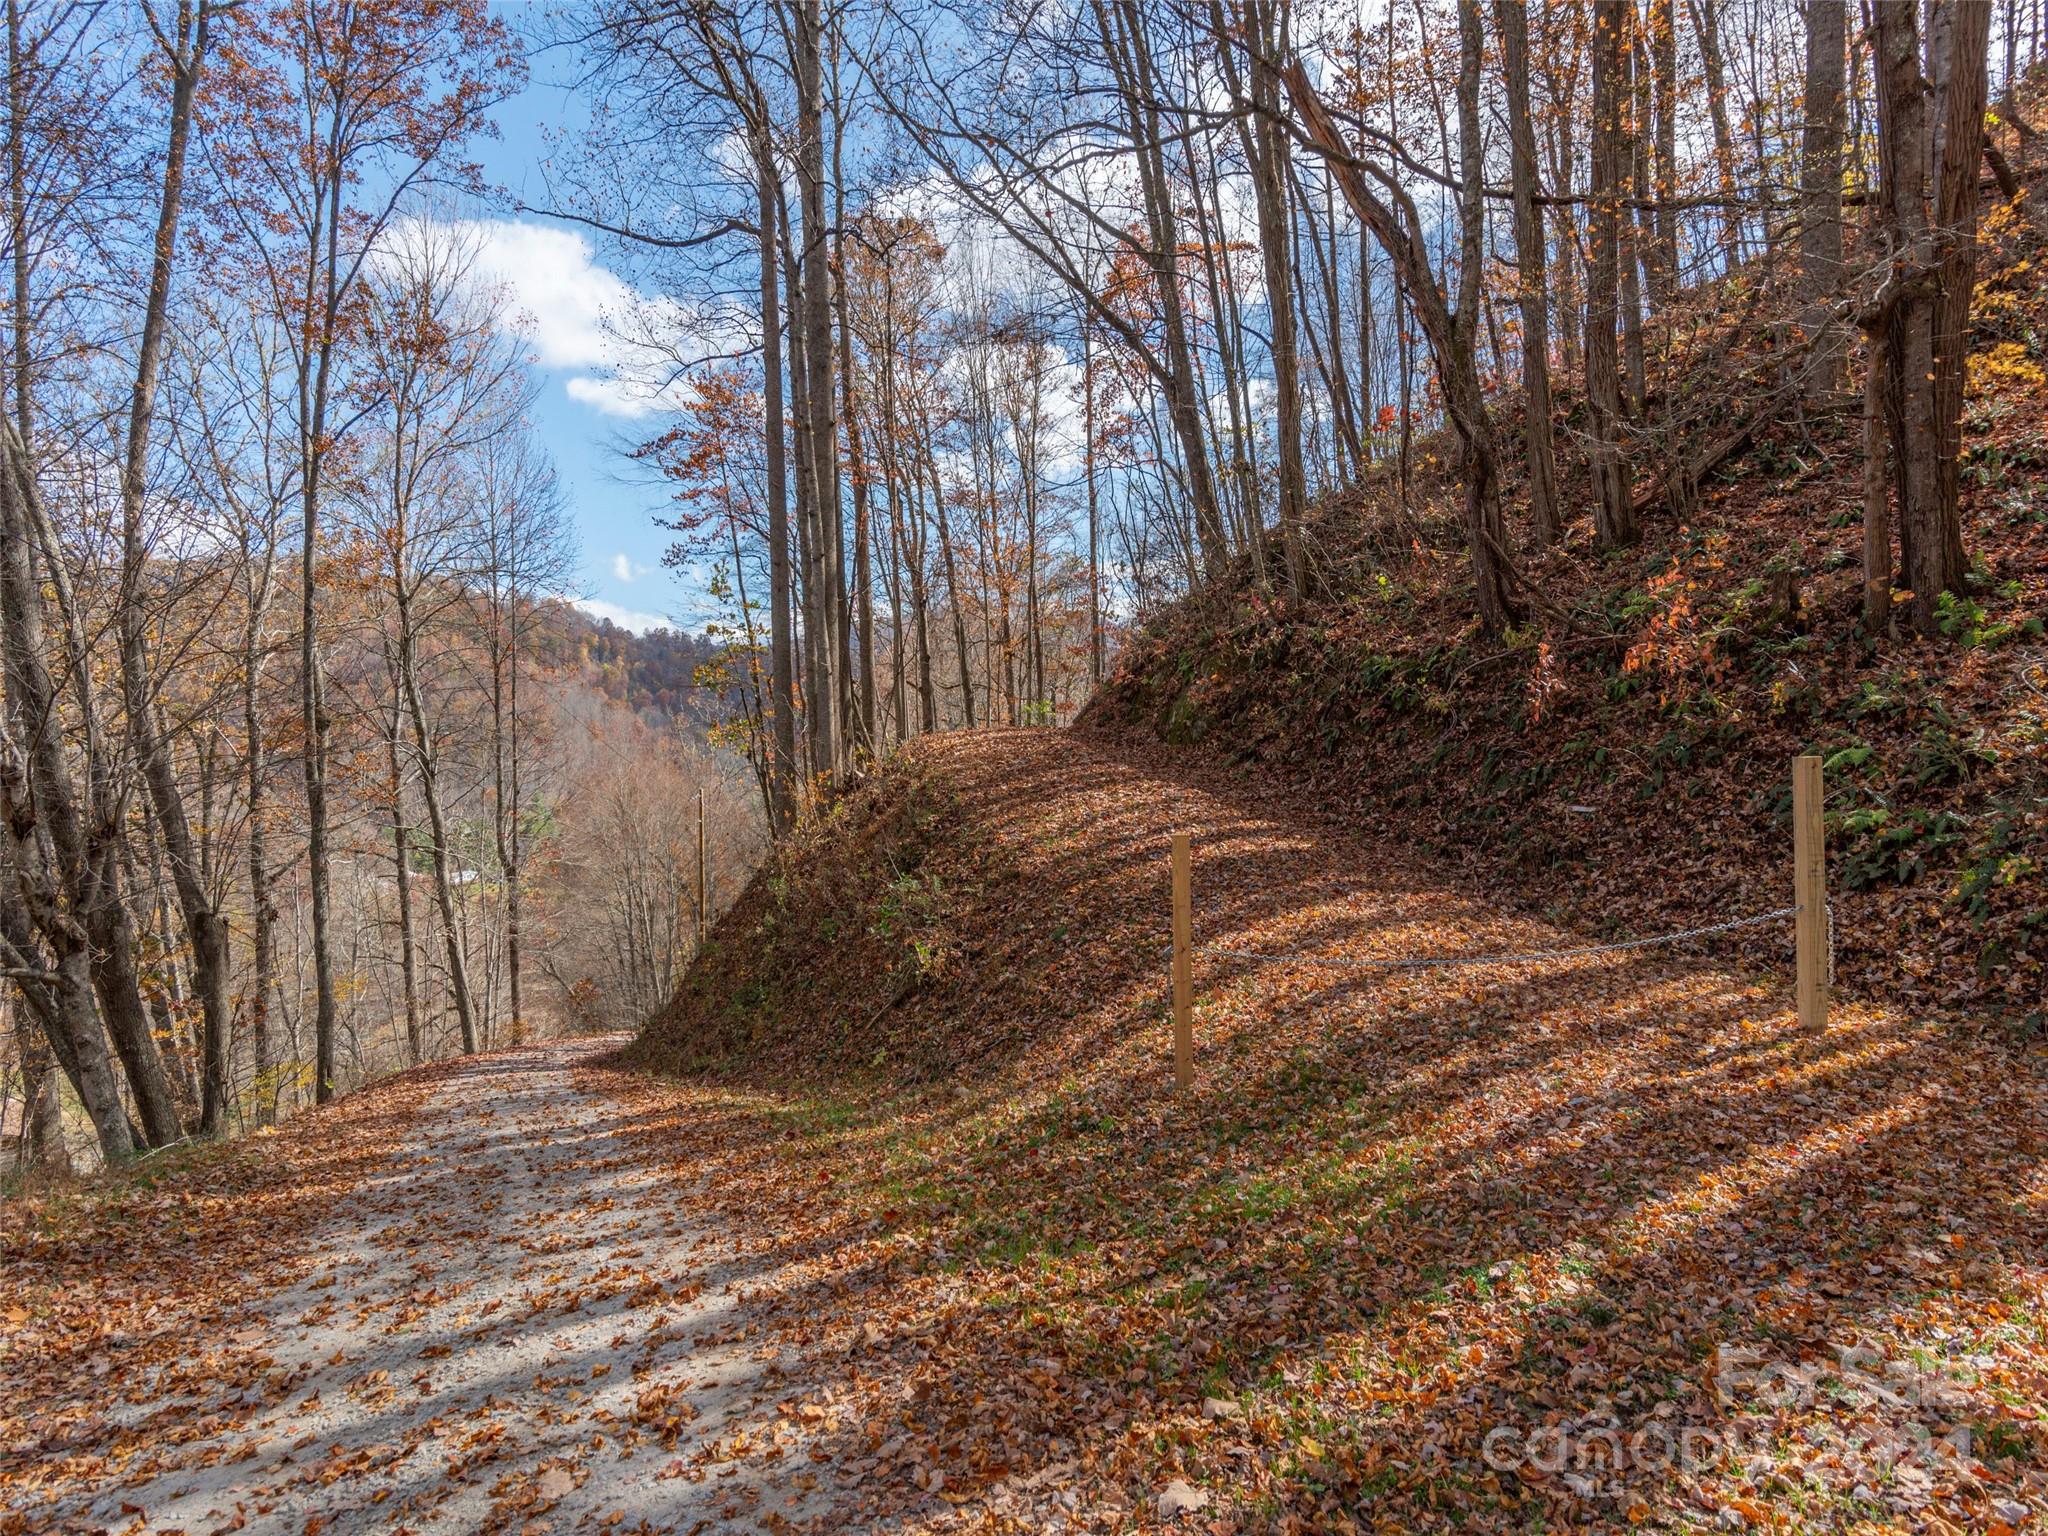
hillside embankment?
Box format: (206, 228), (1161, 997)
(1069, 153), (2046, 1025)
(622, 727), (2047, 1532)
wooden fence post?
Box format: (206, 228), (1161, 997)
(1793, 754), (1827, 1033)
(1171, 833), (1193, 1090)
(696, 787), (707, 951)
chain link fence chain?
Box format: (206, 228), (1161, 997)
(1188, 905), (1802, 973)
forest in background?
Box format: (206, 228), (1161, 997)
(546, 0), (2046, 822)
(5, 0), (2046, 1174)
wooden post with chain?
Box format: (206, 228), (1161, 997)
(1793, 755), (1828, 1033)
(1171, 834), (1193, 1089)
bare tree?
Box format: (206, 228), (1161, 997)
(1586, 0), (1639, 546)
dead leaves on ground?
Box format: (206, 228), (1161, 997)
(0, 1063), (453, 1531)
(616, 729), (2048, 1534)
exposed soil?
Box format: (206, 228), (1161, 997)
(2, 1041), (834, 1535)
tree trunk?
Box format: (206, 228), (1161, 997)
(1587, 0), (1639, 545)
(926, 431), (977, 725)
(1495, 0), (1562, 546)
(1082, 317), (1104, 685)
(836, 258), (878, 755)
(1453, 0), (1486, 345)
(1243, 0), (1306, 594)
(85, 846), (184, 1145)
(1621, 13), (1650, 412)
(1924, 0), (1991, 627)
(504, 581), (525, 1044)
(112, 0), (230, 1134)
(246, 654), (277, 1124)
(302, 176), (343, 1104)
(1691, 0), (1747, 268)
(384, 696), (423, 1065)
(1800, 0), (1848, 397)
(795, 0), (842, 781)
(0, 439), (138, 1163)
(1648, 0), (1680, 295)
(759, 150), (797, 833)
(1284, 60), (1521, 633)
(396, 594), (477, 1055)
(1097, 0), (1230, 575)
(1861, 333), (1892, 630)
(10, 1003), (67, 1174)
(1872, 0), (1982, 636)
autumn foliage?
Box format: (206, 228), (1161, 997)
(616, 728), (2047, 1530)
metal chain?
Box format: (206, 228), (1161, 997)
(1190, 905), (1801, 973)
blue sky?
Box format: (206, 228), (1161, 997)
(473, 26), (695, 635)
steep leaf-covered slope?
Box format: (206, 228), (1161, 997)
(620, 729), (2047, 1532)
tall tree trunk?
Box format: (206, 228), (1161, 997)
(1098, 0), (1230, 575)
(385, 695), (423, 1065)
(503, 583), (525, 1044)
(1355, 200), (1375, 467)
(1239, 0), (1306, 593)
(1873, 0), (1983, 635)
(85, 846), (184, 1144)
(0, 440), (137, 1162)
(870, 266), (917, 738)
(1453, 0), (1486, 345)
(396, 594), (477, 1055)
(795, 0), (842, 781)
(1081, 315), (1103, 686)
(1496, 0), (1562, 546)
(1285, 61), (1521, 632)
(10, 1004), (67, 1174)
(302, 172), (345, 1104)
(1178, 122), (1251, 560)
(1386, 4), (1415, 510)
(759, 150), (797, 833)
(1621, 12), (1650, 412)
(1543, 101), (1584, 380)
(836, 256), (878, 755)
(926, 430), (977, 725)
(1587, 0), (1639, 545)
(1648, 0), (1680, 294)
(874, 406), (908, 744)
(1800, 0), (1848, 398)
(1289, 167), (1360, 477)
(1861, 329), (1892, 630)
(1691, 0), (1747, 268)
(901, 407), (940, 732)
(0, 420), (181, 1145)
(113, 0), (229, 1133)
(1924, 0), (1991, 626)
(245, 645), (277, 1124)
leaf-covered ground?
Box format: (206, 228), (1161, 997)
(628, 728), (2048, 1533)
(1, 1043), (832, 1535)
(7, 730), (2044, 1534)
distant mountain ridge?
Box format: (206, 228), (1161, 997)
(532, 599), (731, 727)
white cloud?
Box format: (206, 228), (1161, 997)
(610, 552), (636, 582)
(410, 217), (727, 421)
(566, 372), (692, 420)
(459, 220), (638, 371)
(575, 597), (673, 635)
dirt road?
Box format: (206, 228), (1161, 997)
(11, 1041), (830, 1535)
